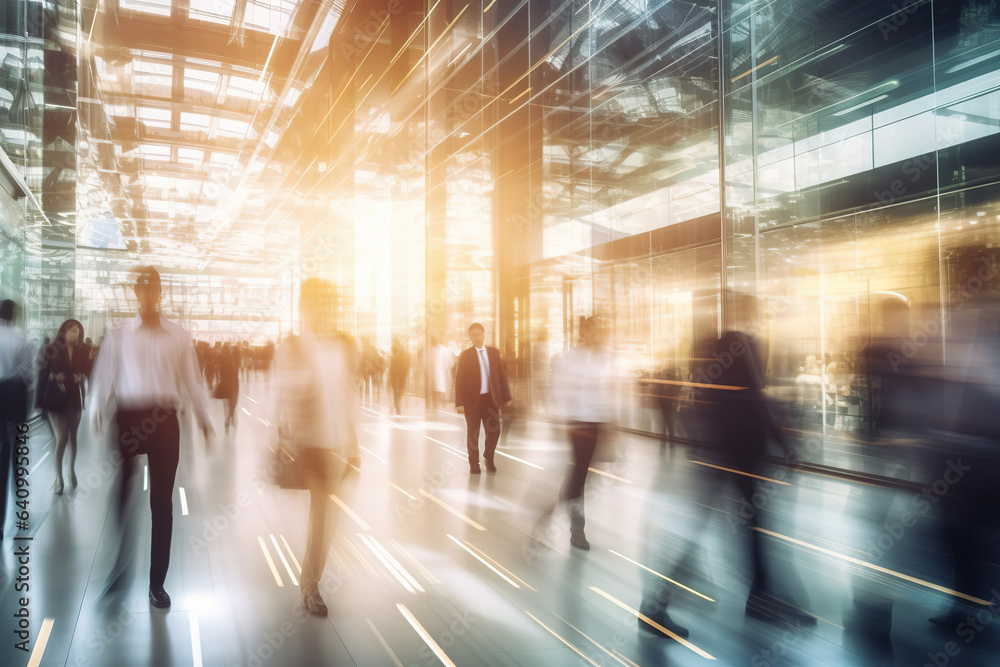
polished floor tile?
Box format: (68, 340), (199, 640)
(1, 384), (998, 666)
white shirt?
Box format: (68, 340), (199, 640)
(430, 344), (454, 392)
(550, 346), (615, 423)
(270, 332), (359, 454)
(89, 315), (213, 432)
(0, 325), (36, 387)
(475, 346), (490, 394)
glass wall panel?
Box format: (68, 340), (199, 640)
(515, 0), (722, 426)
(719, 0), (1000, 478)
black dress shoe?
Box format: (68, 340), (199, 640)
(302, 593), (328, 617)
(470, 465), (482, 474)
(570, 530), (591, 550)
(149, 586), (171, 608)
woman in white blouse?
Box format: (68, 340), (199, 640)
(538, 316), (614, 551)
(271, 278), (360, 616)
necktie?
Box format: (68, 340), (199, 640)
(479, 348), (490, 390)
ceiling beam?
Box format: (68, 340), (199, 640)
(97, 12), (303, 77)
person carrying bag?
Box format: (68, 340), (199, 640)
(267, 278), (360, 617)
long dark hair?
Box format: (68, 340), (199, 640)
(54, 319), (85, 348)
(36, 319), (85, 374)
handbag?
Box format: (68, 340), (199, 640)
(267, 335), (354, 491)
(271, 422), (307, 489)
(270, 422), (349, 491)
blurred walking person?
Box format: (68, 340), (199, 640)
(361, 340), (379, 406)
(925, 285), (1000, 629)
(653, 364), (680, 449)
(0, 300), (35, 540)
(428, 336), (454, 414)
(213, 342), (240, 432)
(455, 323), (511, 474)
(638, 293), (814, 641)
(89, 267), (215, 608)
(271, 278), (360, 616)
(36, 319), (89, 494)
(535, 317), (613, 551)
(530, 331), (551, 413)
(262, 340), (274, 381)
(388, 337), (409, 416)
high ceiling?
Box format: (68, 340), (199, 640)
(78, 0), (354, 273)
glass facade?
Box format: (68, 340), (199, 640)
(719, 0), (1000, 474)
(290, 0), (1000, 475)
(1, 0), (76, 342)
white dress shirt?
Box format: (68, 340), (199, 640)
(550, 346), (616, 423)
(0, 325), (36, 387)
(89, 315), (213, 432)
(475, 346), (490, 394)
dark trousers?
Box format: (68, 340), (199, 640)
(115, 407), (180, 589)
(658, 398), (675, 445)
(390, 378), (406, 415)
(641, 462), (770, 618)
(464, 394), (500, 467)
(564, 422), (600, 530)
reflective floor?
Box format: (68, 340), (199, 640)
(1, 382), (998, 667)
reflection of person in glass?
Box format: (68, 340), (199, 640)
(271, 278), (360, 616)
(89, 267), (215, 608)
(36, 319), (89, 495)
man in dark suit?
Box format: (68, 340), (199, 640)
(455, 323), (511, 474)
